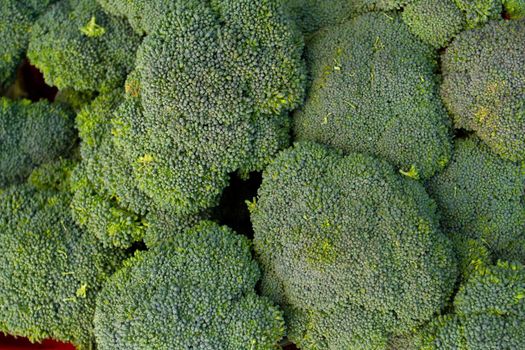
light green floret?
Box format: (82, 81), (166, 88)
(415, 261), (525, 349)
(441, 19), (525, 161)
(251, 142), (457, 350)
(427, 136), (525, 263)
(0, 183), (127, 349)
(27, 0), (140, 92)
(294, 13), (452, 180)
(402, 0), (466, 48)
(504, 0), (525, 19)
(452, 0), (502, 27)
(0, 98), (75, 187)
(94, 221), (285, 349)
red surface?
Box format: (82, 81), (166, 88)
(0, 335), (75, 350)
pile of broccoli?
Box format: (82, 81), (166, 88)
(1, 0), (524, 349)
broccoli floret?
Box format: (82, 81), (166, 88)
(402, 0), (466, 48)
(0, 98), (75, 187)
(294, 13), (452, 180)
(28, 158), (77, 192)
(0, 183), (127, 348)
(54, 89), (97, 113)
(27, 0), (140, 92)
(94, 221), (285, 349)
(427, 136), (525, 263)
(504, 0), (525, 18)
(251, 142), (457, 349)
(108, 0), (306, 215)
(452, 0), (502, 27)
(441, 19), (525, 159)
(416, 261), (525, 349)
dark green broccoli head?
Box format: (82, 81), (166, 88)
(108, 0), (305, 215)
(452, 0), (502, 27)
(27, 0), (140, 92)
(441, 19), (525, 161)
(94, 221), (285, 349)
(0, 1), (34, 88)
(504, 0), (525, 19)
(416, 261), (525, 349)
(402, 0), (466, 48)
(251, 142), (457, 349)
(427, 136), (525, 263)
(0, 98), (75, 187)
(0, 184), (127, 349)
(294, 12), (452, 180)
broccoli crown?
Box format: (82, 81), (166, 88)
(251, 142), (457, 349)
(105, 0), (306, 215)
(94, 221), (285, 349)
(0, 184), (127, 348)
(504, 0), (525, 19)
(294, 12), (451, 180)
(27, 0), (140, 92)
(0, 1), (34, 88)
(452, 0), (502, 27)
(427, 136), (525, 263)
(402, 0), (466, 48)
(441, 19), (525, 161)
(0, 98), (75, 187)
(418, 261), (525, 349)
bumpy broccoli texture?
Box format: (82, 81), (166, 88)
(0, 181), (127, 349)
(294, 12), (451, 180)
(402, 0), (466, 47)
(251, 142), (457, 349)
(27, 0), (140, 92)
(441, 19), (525, 161)
(504, 0), (525, 18)
(415, 261), (525, 349)
(94, 221), (285, 349)
(0, 98), (75, 187)
(427, 136), (525, 263)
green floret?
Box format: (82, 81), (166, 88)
(27, 0), (140, 92)
(504, 0), (525, 19)
(0, 98), (75, 187)
(251, 142), (457, 349)
(0, 1), (33, 88)
(294, 12), (452, 180)
(94, 221), (285, 349)
(114, 0), (306, 215)
(416, 261), (525, 349)
(452, 0), (502, 27)
(0, 184), (127, 349)
(28, 158), (77, 192)
(441, 19), (525, 159)
(402, 0), (466, 48)
(427, 136), (525, 263)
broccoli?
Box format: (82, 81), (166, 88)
(402, 0), (466, 48)
(415, 261), (525, 349)
(250, 142), (457, 349)
(109, 0), (306, 215)
(94, 221), (285, 349)
(0, 181), (127, 349)
(0, 98), (75, 187)
(427, 136), (525, 263)
(27, 0), (140, 92)
(441, 19), (525, 161)
(294, 12), (452, 181)
(452, 0), (502, 27)
(504, 0), (525, 18)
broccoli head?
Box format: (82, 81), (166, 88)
(27, 0), (140, 92)
(109, 0), (306, 215)
(0, 98), (75, 187)
(94, 221), (285, 349)
(504, 0), (525, 19)
(294, 12), (452, 180)
(0, 183), (127, 348)
(427, 136), (525, 263)
(251, 142), (457, 349)
(441, 19), (525, 161)
(416, 261), (525, 349)
(452, 0), (502, 27)
(402, 0), (466, 48)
